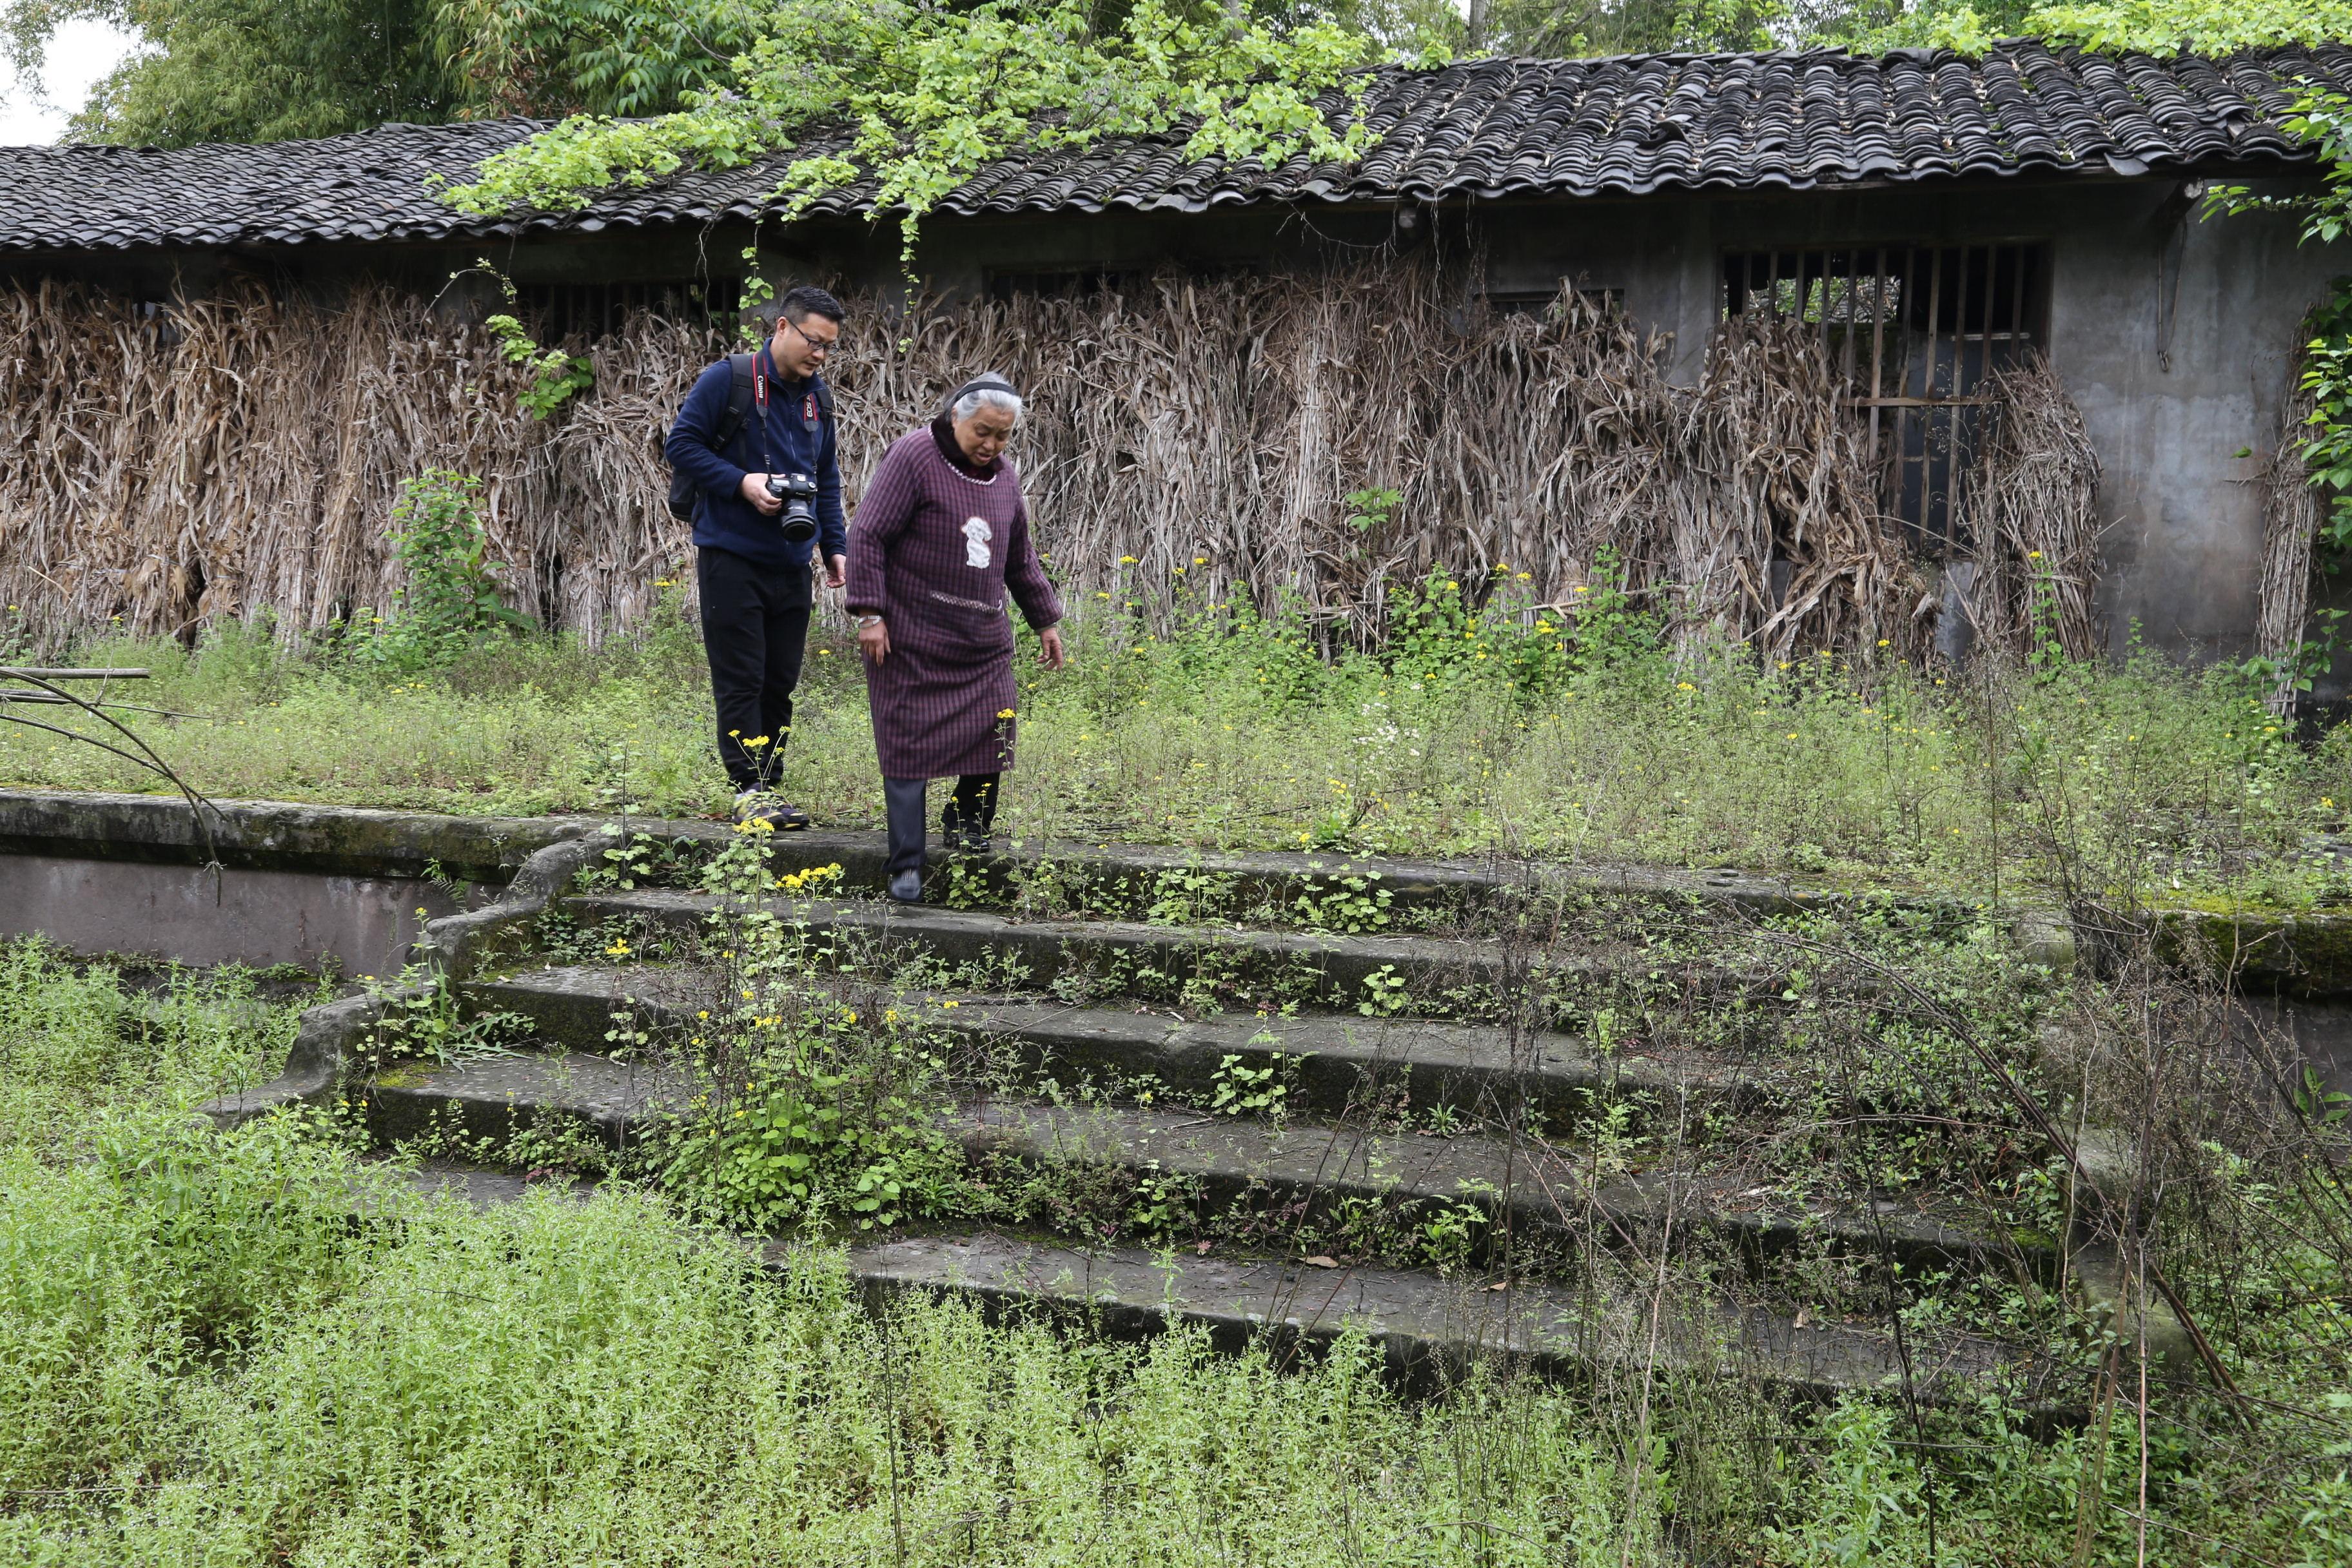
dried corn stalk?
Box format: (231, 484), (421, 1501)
(1961, 358), (2106, 663)
(0, 268), (2091, 663)
(2254, 367), (2323, 716)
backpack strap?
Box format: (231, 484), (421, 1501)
(711, 352), (758, 449)
(811, 377), (834, 419)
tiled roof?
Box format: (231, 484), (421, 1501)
(1, 41), (2344, 254)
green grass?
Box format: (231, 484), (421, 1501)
(0, 943), (2347, 1565)
(6, 591), (2350, 905)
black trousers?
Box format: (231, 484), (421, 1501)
(698, 547), (812, 792)
(882, 773), (999, 877)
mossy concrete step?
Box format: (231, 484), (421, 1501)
(954, 1098), (2028, 1280)
(398, 1161), (2029, 1399)
(561, 888), (1695, 1011)
(466, 964), (1774, 1126)
(600, 815), (1854, 923)
(366, 1050), (693, 1149)
(363, 1052), (2034, 1283)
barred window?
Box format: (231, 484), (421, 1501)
(1723, 245), (2047, 557)
(514, 277), (743, 341)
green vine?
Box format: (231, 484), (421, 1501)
(442, 0), (1417, 270)
(452, 259), (597, 418)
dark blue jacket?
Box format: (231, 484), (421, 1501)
(665, 345), (847, 571)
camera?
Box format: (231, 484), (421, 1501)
(764, 471), (819, 544)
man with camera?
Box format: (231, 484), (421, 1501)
(666, 286), (850, 828)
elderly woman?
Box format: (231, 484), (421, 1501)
(847, 373), (1066, 903)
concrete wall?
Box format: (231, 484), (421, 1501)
(8, 169), (2343, 661)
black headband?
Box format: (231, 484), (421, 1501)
(943, 375), (1019, 414)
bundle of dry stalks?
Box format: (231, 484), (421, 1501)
(0, 268), (2094, 661)
(2255, 368), (2323, 716)
(1961, 358), (2106, 663)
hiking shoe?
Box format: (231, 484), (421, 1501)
(734, 792), (810, 830)
(887, 868), (924, 903)
(939, 803), (992, 854)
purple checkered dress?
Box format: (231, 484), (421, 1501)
(846, 424), (1063, 779)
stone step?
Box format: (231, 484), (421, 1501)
(595, 817), (1856, 928)
(398, 1161), (2030, 1399)
(564, 887), (1508, 1002)
(364, 1050), (2037, 1286)
(557, 888), (1843, 1031)
(461, 963), (1770, 1127)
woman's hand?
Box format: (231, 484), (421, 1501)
(858, 618), (891, 664)
(1038, 626), (1067, 671)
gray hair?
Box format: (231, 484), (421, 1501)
(948, 373), (1023, 422)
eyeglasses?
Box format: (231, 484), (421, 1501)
(783, 317), (840, 358)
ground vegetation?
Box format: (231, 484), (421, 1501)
(2, 801), (2348, 1560)
(6, 574), (2350, 910)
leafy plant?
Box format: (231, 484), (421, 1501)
(1343, 485), (1401, 535)
(356, 471), (534, 672)
(1293, 872), (1392, 934)
(1357, 963), (1409, 1017)
(1209, 1046), (1293, 1118)
(484, 311), (596, 419)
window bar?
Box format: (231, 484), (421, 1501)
(1841, 253), (1860, 384)
(2010, 244), (2026, 356)
(1949, 246), (1975, 558)
(1868, 248), (1890, 466)
(1923, 247), (1945, 554)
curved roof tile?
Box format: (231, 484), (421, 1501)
(1, 41), (2345, 254)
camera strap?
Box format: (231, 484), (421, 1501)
(752, 347), (775, 473)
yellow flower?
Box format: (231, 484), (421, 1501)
(1876, 638), (1890, 647)
(1444, 580), (1459, 591)
(1676, 681), (1694, 691)
(1120, 554), (1137, 564)
(1574, 585), (1588, 594)
(941, 999), (959, 1008)
(2027, 550), (2043, 560)
(1193, 556), (1207, 565)
(997, 707), (1017, 719)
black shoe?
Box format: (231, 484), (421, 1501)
(734, 792), (809, 830)
(939, 802), (992, 854)
(887, 868), (923, 903)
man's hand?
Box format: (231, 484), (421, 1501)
(738, 473), (783, 515)
(858, 618), (890, 665)
(825, 554), (847, 590)
(1038, 626), (1067, 671)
